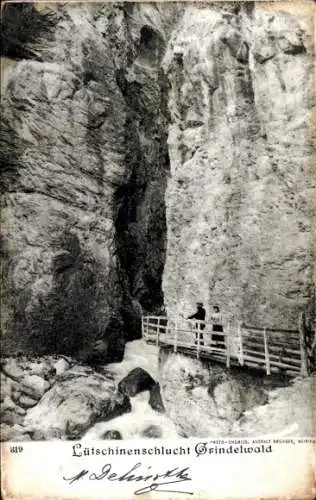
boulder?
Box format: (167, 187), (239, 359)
(2, 410), (24, 426)
(1, 374), (12, 401)
(2, 359), (25, 381)
(213, 380), (244, 421)
(148, 383), (165, 413)
(15, 406), (27, 416)
(0, 423), (31, 442)
(159, 352), (239, 436)
(54, 358), (70, 375)
(18, 394), (38, 409)
(2, 396), (16, 412)
(11, 387), (22, 404)
(30, 429), (63, 441)
(118, 368), (156, 397)
(23, 367), (131, 440)
(102, 430), (122, 440)
(108, 390), (132, 420)
(29, 361), (52, 379)
(141, 425), (162, 438)
(20, 374), (50, 400)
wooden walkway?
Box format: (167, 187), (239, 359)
(141, 316), (308, 377)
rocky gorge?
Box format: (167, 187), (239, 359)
(1, 1), (315, 440)
(1, 341), (315, 441)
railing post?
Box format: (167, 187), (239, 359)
(263, 327), (271, 375)
(174, 319), (178, 353)
(299, 312), (309, 376)
(226, 322), (230, 368)
(146, 316), (150, 341)
(143, 317), (148, 341)
(196, 323), (201, 359)
(156, 317), (160, 346)
(238, 321), (244, 366)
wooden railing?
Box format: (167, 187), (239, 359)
(141, 316), (307, 377)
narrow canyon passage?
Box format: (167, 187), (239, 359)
(1, 1), (315, 444)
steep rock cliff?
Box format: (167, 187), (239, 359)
(162, 2), (315, 328)
(1, 1), (315, 360)
(0, 3), (178, 356)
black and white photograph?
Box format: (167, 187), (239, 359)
(1, 0), (315, 460)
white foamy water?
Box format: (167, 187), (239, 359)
(83, 339), (179, 440)
(105, 338), (160, 381)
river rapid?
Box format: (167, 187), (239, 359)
(83, 339), (180, 440)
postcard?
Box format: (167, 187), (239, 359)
(1, 0), (315, 498)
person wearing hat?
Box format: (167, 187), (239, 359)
(187, 302), (206, 345)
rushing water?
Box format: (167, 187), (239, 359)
(83, 339), (180, 440)
(82, 338), (312, 440)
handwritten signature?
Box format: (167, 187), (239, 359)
(63, 461), (193, 495)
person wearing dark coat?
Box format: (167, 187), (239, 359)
(187, 302), (205, 345)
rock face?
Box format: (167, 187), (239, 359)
(232, 374), (316, 437)
(1, 354), (132, 441)
(1, 1), (314, 358)
(24, 367), (131, 440)
(159, 348), (315, 437)
(1, 3), (178, 356)
(1, 355), (58, 437)
(159, 349), (271, 437)
(162, 2), (315, 329)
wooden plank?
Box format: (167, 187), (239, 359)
(156, 317), (160, 346)
(243, 348), (266, 358)
(196, 324), (200, 359)
(269, 337), (300, 345)
(174, 319), (178, 353)
(242, 340), (265, 351)
(239, 322), (244, 366)
(226, 322), (231, 368)
(244, 329), (299, 343)
(268, 354), (301, 365)
(199, 344), (227, 354)
(268, 343), (301, 354)
(268, 342), (300, 353)
(269, 359), (300, 371)
(243, 339), (301, 356)
(299, 312), (309, 376)
(208, 340), (226, 347)
(147, 322), (163, 329)
(267, 327), (299, 334)
(146, 316), (150, 340)
(239, 355), (298, 370)
(145, 316), (299, 337)
(263, 327), (271, 375)
(141, 317), (145, 339)
(174, 341), (194, 350)
(243, 324), (299, 335)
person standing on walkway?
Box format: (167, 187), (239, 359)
(187, 302), (205, 345)
(211, 305), (224, 345)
